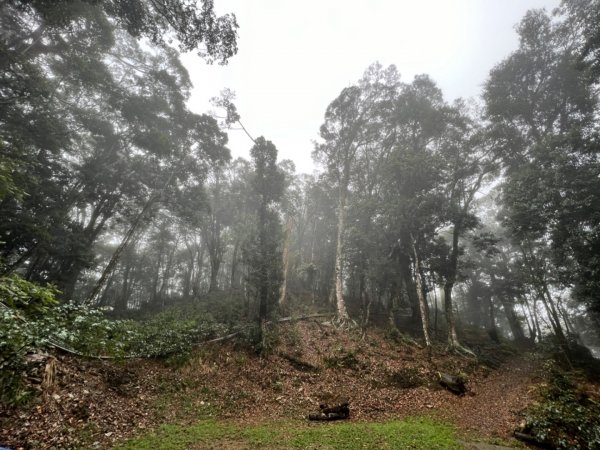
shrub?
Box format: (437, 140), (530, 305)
(122, 312), (228, 358)
(521, 364), (600, 449)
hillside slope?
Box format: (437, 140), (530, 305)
(1, 320), (540, 449)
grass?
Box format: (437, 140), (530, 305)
(113, 416), (463, 449)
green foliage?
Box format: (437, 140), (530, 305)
(39, 303), (128, 356)
(0, 275), (59, 405)
(122, 311), (228, 358)
(485, 5), (600, 318)
(0, 275), (233, 407)
(0, 159), (23, 200)
(523, 364), (600, 449)
(114, 417), (461, 450)
(245, 137), (285, 324)
(0, 276), (130, 406)
(0, 274), (59, 314)
(0, 307), (43, 406)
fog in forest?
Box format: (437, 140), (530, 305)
(2, 1), (600, 449)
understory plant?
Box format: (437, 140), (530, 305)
(521, 363), (600, 449)
(0, 274), (230, 407)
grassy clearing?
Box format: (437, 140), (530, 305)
(113, 416), (462, 449)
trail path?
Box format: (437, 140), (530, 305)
(437, 355), (540, 439)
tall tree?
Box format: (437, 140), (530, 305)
(438, 102), (495, 350)
(380, 75), (448, 345)
(245, 137), (284, 329)
(484, 8), (600, 329)
(314, 63), (399, 322)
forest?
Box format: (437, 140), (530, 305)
(1, 1), (600, 449)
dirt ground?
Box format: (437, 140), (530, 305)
(0, 320), (545, 449)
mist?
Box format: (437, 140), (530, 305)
(2, 1), (600, 448)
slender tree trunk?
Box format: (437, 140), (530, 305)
(388, 291), (398, 329)
(206, 218), (222, 293)
(523, 299), (537, 342)
(208, 256), (221, 292)
(362, 285), (373, 330)
(411, 237), (431, 347)
(116, 260), (131, 313)
(157, 244), (176, 308)
(531, 297), (543, 341)
(433, 284), (439, 338)
(541, 283), (567, 342)
(97, 272), (112, 306)
(488, 292), (497, 337)
(334, 186), (349, 320)
(193, 243), (205, 298)
(491, 273), (526, 341)
(520, 242), (568, 344)
(85, 194), (158, 305)
(499, 294), (526, 342)
(257, 204), (269, 323)
(278, 216), (294, 306)
(557, 297), (575, 336)
(230, 241), (239, 289)
(399, 257), (420, 322)
(443, 283), (460, 347)
(152, 251), (163, 307)
(444, 223), (462, 348)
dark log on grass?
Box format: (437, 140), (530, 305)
(308, 401), (350, 421)
(438, 372), (467, 395)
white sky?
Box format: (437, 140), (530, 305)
(181, 0), (560, 174)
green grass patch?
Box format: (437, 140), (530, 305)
(113, 416), (462, 449)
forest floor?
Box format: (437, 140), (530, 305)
(1, 320), (553, 449)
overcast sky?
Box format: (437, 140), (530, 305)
(181, 0), (560, 174)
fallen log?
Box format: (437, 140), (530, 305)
(438, 372), (467, 395)
(308, 401), (350, 421)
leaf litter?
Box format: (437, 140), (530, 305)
(1, 321), (546, 449)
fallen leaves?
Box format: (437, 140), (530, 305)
(0, 321), (547, 449)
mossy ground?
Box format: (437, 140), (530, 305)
(113, 416), (462, 450)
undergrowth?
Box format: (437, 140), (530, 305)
(521, 362), (600, 449)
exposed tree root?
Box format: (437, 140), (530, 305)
(452, 343), (478, 360)
(331, 316), (358, 330)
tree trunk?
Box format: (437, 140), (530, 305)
(444, 222), (462, 348)
(520, 242), (568, 345)
(115, 260), (131, 313)
(411, 237), (431, 347)
(258, 205), (269, 322)
(230, 241), (239, 289)
(85, 194), (158, 305)
(490, 273), (526, 341)
(443, 283), (460, 348)
(399, 256), (420, 322)
(334, 186), (349, 320)
(498, 294), (526, 342)
(208, 256), (220, 292)
(193, 243), (205, 298)
(278, 216), (294, 306)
